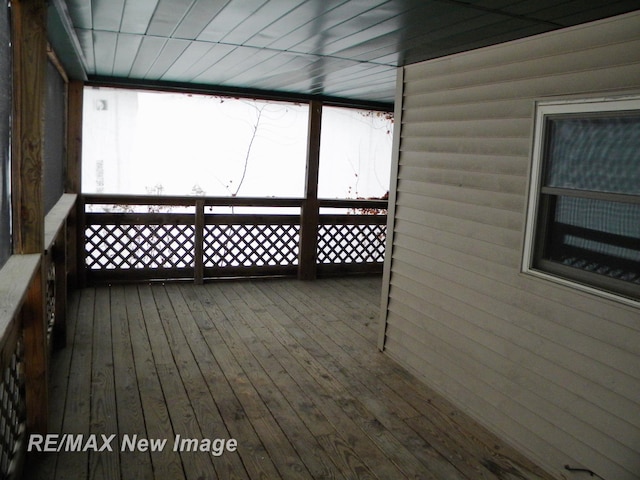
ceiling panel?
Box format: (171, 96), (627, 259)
(92, 31), (118, 76)
(144, 38), (191, 80)
(92, 0), (124, 32)
(146, 0), (193, 37)
(112, 34), (143, 76)
(219, 0), (299, 45)
(243, 0), (350, 48)
(120, 0), (159, 35)
(50, 0), (640, 107)
(196, 0), (269, 43)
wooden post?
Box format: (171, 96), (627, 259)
(11, 0), (49, 434)
(77, 194), (88, 287)
(298, 101), (322, 280)
(52, 227), (67, 349)
(66, 80), (83, 288)
(194, 199), (205, 284)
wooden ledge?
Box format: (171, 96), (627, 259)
(0, 254), (41, 341)
(44, 193), (77, 251)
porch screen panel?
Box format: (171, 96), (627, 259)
(44, 59), (66, 214)
(0, 0), (10, 267)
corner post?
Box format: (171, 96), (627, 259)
(194, 199), (205, 284)
(11, 0), (49, 434)
(66, 80), (83, 288)
(298, 100), (322, 280)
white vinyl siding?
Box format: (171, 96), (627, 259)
(380, 11), (640, 480)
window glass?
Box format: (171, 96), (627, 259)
(545, 114), (640, 195)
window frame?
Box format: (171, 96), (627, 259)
(523, 95), (640, 306)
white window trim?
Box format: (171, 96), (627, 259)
(522, 94), (640, 308)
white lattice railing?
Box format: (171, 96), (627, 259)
(81, 195), (387, 284)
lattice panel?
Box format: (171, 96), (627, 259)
(204, 224), (300, 268)
(0, 339), (25, 479)
(317, 223), (386, 264)
(86, 224), (195, 269)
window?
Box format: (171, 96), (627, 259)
(523, 97), (640, 303)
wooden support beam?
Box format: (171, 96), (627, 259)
(11, 0), (47, 254)
(66, 80), (83, 194)
(66, 81), (83, 288)
(194, 199), (205, 285)
(11, 0), (49, 434)
(298, 101), (322, 281)
(22, 264), (48, 433)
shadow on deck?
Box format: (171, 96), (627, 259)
(25, 276), (553, 480)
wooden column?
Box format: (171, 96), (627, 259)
(11, 0), (48, 434)
(298, 101), (322, 280)
(194, 199), (205, 284)
(66, 80), (84, 288)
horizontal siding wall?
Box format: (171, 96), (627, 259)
(381, 11), (640, 480)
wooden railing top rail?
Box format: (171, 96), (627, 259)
(318, 198), (388, 209)
(0, 254), (40, 364)
(83, 194), (305, 208)
(82, 194), (389, 210)
(44, 194), (77, 251)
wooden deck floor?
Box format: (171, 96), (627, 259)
(25, 277), (554, 480)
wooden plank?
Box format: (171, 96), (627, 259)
(197, 282), (349, 480)
(83, 193), (304, 208)
(55, 288), (94, 479)
(109, 286), (153, 479)
(27, 278), (563, 479)
(246, 280), (453, 480)
(161, 285), (250, 480)
(213, 280), (410, 480)
(123, 286), (184, 479)
(188, 283), (314, 480)
(139, 285), (216, 479)
(88, 287), (120, 479)
(148, 285), (236, 479)
(178, 284), (284, 480)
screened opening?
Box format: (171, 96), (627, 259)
(318, 106), (392, 201)
(525, 99), (640, 302)
(82, 87), (309, 200)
